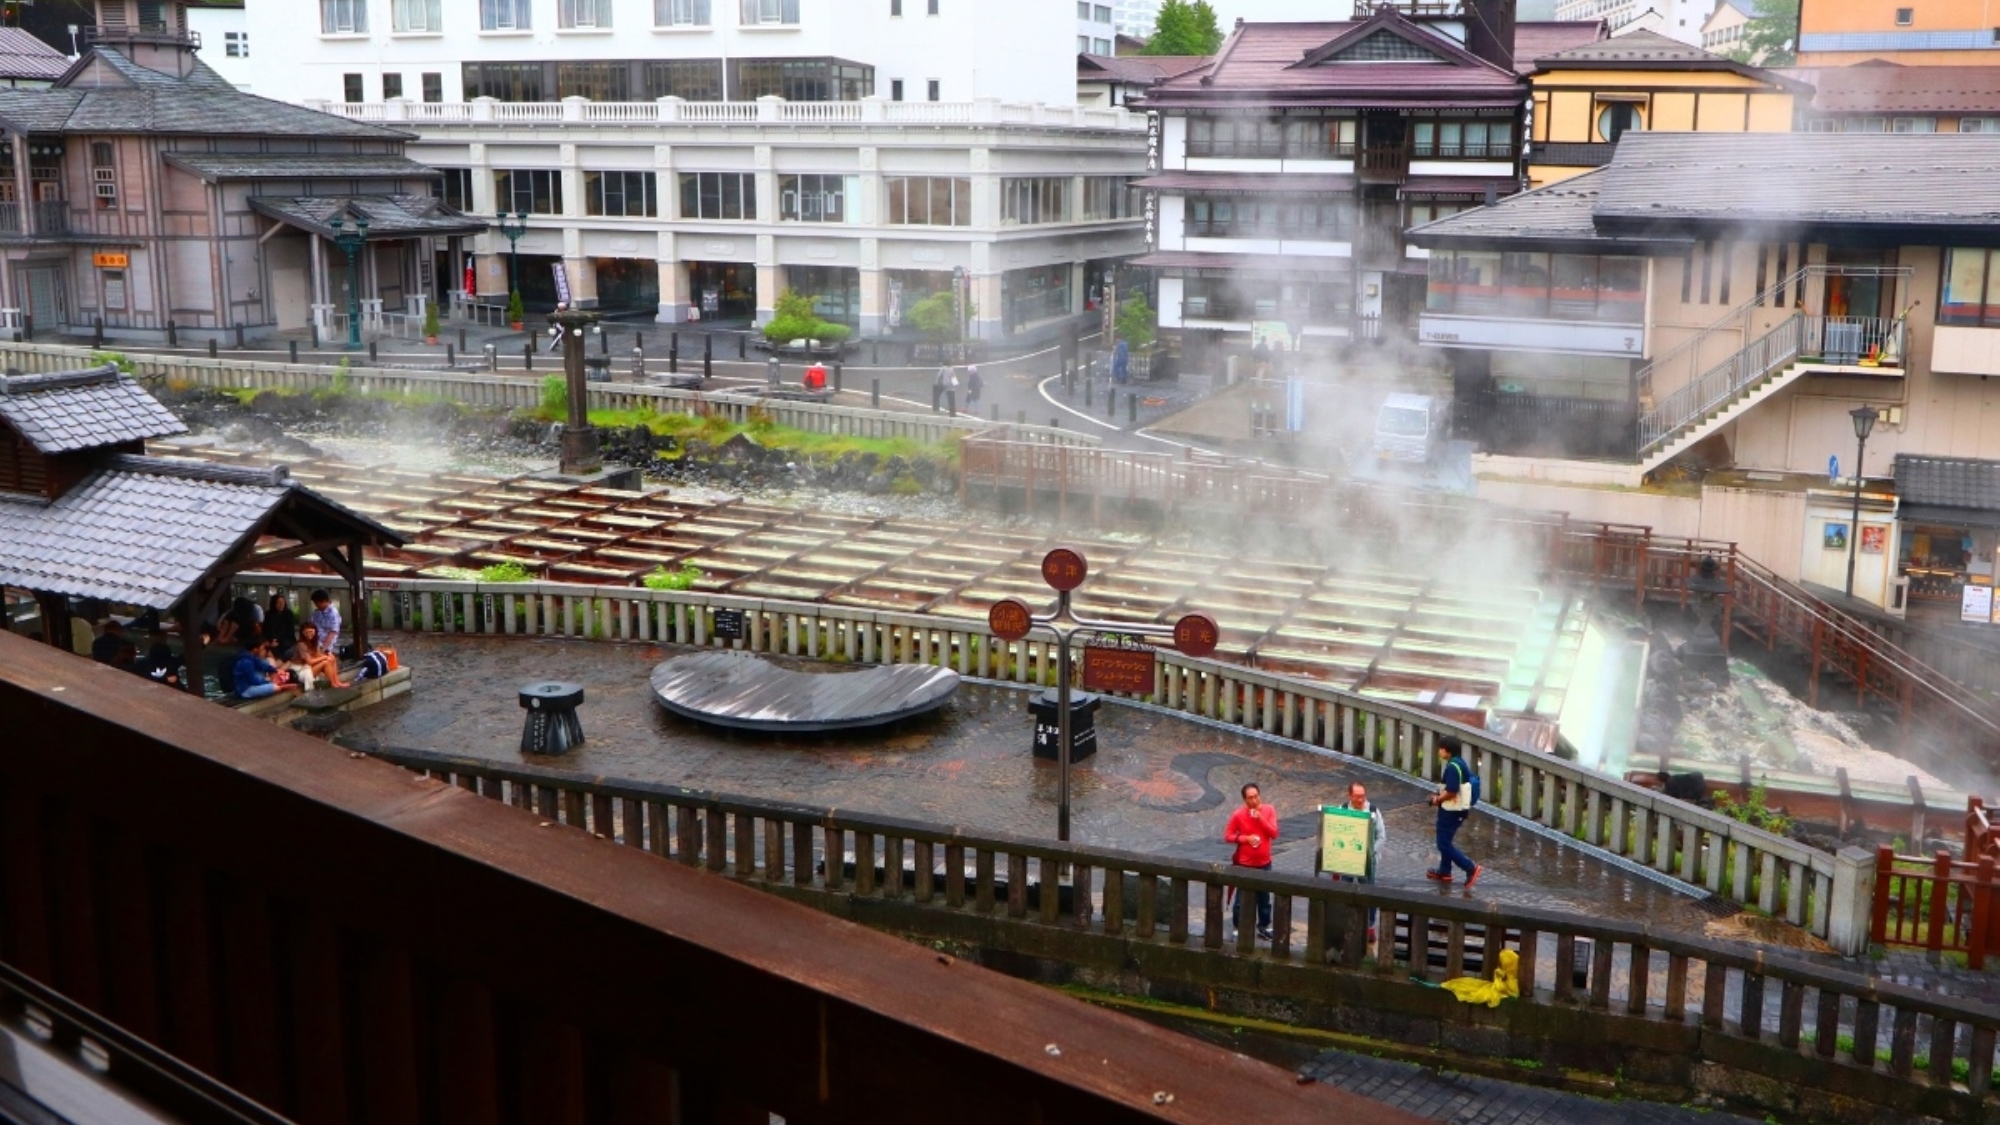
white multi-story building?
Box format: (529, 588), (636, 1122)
(1077, 0), (1115, 56)
(1552, 0), (1716, 45)
(1115, 0), (1159, 42)
(186, 0), (250, 90)
(251, 0), (1078, 109)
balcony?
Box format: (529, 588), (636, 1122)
(1417, 312), (1645, 357)
(1357, 144), (1409, 184)
(1530, 141), (1617, 168)
(84, 23), (201, 49)
(0, 201), (70, 238)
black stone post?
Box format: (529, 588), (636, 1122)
(524, 341), (534, 372)
(289, 340), (299, 364)
(235, 324), (246, 350)
(550, 307), (603, 476)
(833, 361), (843, 393)
(92, 316), (103, 348)
(872, 378), (880, 408)
(207, 339), (217, 359)
(1084, 376), (1092, 408)
(459, 327), (468, 350)
(703, 335), (712, 379)
(447, 344), (456, 366)
(21, 314), (31, 341)
(1106, 386), (1116, 418)
(168, 320), (178, 348)
(368, 341), (378, 364)
(1128, 390), (1139, 425)
(947, 390), (957, 417)
(669, 338), (679, 374)
(600, 327), (610, 356)
(737, 333), (746, 359)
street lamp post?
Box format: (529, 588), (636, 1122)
(1845, 404), (1880, 599)
(498, 210), (529, 317)
(549, 306), (603, 476)
(329, 216), (369, 352)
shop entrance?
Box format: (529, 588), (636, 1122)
(594, 258), (659, 311)
(687, 261), (755, 322)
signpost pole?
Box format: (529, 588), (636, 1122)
(1056, 597), (1074, 843)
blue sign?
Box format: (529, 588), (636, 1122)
(1285, 375), (1305, 432)
(1829, 454), (1840, 482)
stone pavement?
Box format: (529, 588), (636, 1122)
(1300, 1050), (1758, 1125)
(340, 631), (1724, 935)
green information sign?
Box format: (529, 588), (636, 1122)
(1317, 805), (1375, 879)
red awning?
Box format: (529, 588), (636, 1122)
(1135, 172), (1357, 195)
(1398, 176), (1519, 200)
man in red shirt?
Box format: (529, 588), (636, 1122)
(1224, 782), (1279, 940)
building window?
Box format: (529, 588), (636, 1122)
(1079, 34), (1090, 51)
(1891, 116), (1937, 133)
(890, 79), (904, 101)
(101, 270), (126, 310)
(383, 73), (403, 99)
(657, 0), (712, 25)
(1002, 177), (1072, 225)
(392, 0), (442, 32)
(928, 0), (939, 12)
(780, 174), (855, 222)
(740, 0), (801, 24)
(1185, 196), (1352, 239)
(893, 0), (903, 12)
(1095, 3), (1111, 20)
(884, 176), (971, 226)
(495, 169), (563, 215)
(435, 167), (475, 210)
(321, 0), (366, 33)
(1181, 277), (1350, 323)
(560, 0), (614, 28)
(1406, 201), (1469, 226)
(733, 58), (872, 100)
(1963, 118), (2000, 133)
(1077, 1), (1089, 16)
(927, 79), (940, 101)
(1003, 265), (1070, 327)
(480, 0), (531, 30)
(224, 30), (248, 56)
(586, 171), (658, 217)
(422, 72), (443, 101)
(1595, 103), (1641, 142)
(1942, 248), (2000, 327)
(90, 142), (115, 210)
(557, 62), (630, 100)
(1186, 116), (1285, 158)
(1092, 38), (1111, 53)
(1412, 119), (1515, 158)
(1080, 176), (1138, 221)
(462, 62), (544, 101)
(1895, 7), (1913, 24)
(343, 73), (364, 102)
(1425, 251), (1644, 323)
(645, 59), (724, 99)
(679, 172), (757, 220)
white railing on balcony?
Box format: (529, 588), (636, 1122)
(305, 96), (1146, 132)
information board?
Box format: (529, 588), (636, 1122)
(1316, 805), (1375, 879)
(1082, 644), (1155, 694)
(1965, 584), (1994, 625)
(713, 608), (746, 640)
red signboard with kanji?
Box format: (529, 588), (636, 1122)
(1083, 645), (1156, 694)
(1041, 547), (1087, 592)
(988, 598), (1033, 642)
(1173, 613), (1220, 658)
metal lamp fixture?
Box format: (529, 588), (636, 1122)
(329, 215), (370, 351)
(497, 211), (530, 311)
(1844, 404), (1880, 599)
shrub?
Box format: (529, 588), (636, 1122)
(1115, 292), (1156, 351)
(90, 350), (135, 374)
(906, 291), (962, 341)
(478, 560), (535, 583)
(423, 299), (441, 339)
(762, 290), (851, 344)
(643, 563), (704, 591)
(506, 290), (525, 325)
(539, 374), (566, 418)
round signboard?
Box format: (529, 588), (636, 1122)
(1173, 613), (1220, 658)
(1041, 547), (1088, 592)
(988, 598), (1034, 642)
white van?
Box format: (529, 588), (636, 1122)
(1373, 393), (1447, 465)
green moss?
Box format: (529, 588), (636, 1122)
(478, 561), (536, 583)
(644, 563), (703, 591)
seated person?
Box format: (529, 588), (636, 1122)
(90, 619), (128, 665)
(232, 638), (298, 701)
(211, 609), (238, 647)
(291, 622), (347, 690)
(132, 638), (182, 687)
(265, 594), (298, 653)
(225, 595), (263, 646)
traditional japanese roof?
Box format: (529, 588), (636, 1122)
(1077, 54), (1211, 86)
(1783, 63), (2000, 116)
(0, 367), (186, 455)
(0, 455), (400, 609)
(0, 46), (404, 139)
(1134, 171), (1357, 194)
(1141, 10), (1524, 108)
(1533, 27), (1809, 89)
(0, 29), (76, 83)
(163, 153), (440, 182)
(1511, 21), (1610, 74)
(1406, 167), (1688, 252)
(248, 195), (487, 239)
(1896, 454), (2000, 519)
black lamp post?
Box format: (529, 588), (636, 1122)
(329, 216), (369, 352)
(497, 211), (529, 315)
(1845, 404), (1880, 599)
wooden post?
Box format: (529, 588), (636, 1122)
(1927, 849), (1953, 955)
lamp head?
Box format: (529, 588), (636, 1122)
(330, 217), (343, 233)
(1851, 403), (1879, 442)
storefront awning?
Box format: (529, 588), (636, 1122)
(1900, 504), (2000, 531)
(249, 195), (487, 240)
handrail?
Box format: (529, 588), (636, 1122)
(1637, 312), (1803, 452)
(354, 741), (2000, 1117)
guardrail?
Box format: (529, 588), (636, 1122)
(309, 97), (1149, 132)
(357, 742), (2000, 1123)
(235, 569), (1869, 952)
(0, 340), (1094, 450)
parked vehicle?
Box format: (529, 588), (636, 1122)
(1373, 393), (1447, 465)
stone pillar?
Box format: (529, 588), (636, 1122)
(858, 267), (885, 338)
(564, 256), (597, 308)
(550, 307), (603, 476)
(1825, 845), (1876, 956)
(971, 271), (1004, 342)
(755, 232), (778, 328)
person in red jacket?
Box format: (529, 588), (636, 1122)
(1224, 782), (1279, 940)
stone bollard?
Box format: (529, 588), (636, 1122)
(703, 336), (713, 379)
(738, 333), (746, 359)
(1128, 390), (1138, 425)
(1084, 376), (1092, 408)
(235, 324), (247, 350)
(207, 339), (217, 359)
(524, 341), (534, 372)
(484, 344), (498, 372)
(459, 327), (468, 350)
(369, 341), (379, 364)
(167, 320), (179, 348)
(833, 361), (843, 393)
(92, 316), (103, 348)
(947, 390), (957, 417)
(447, 344), (456, 366)
(872, 378), (881, 408)
(288, 340), (299, 364)
(631, 347), (645, 380)
(1106, 386), (1116, 418)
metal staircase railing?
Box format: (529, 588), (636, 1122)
(1637, 311), (1802, 453)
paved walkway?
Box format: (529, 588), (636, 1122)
(340, 632), (1723, 934)
(1301, 1050), (1758, 1125)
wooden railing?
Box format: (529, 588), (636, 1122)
(236, 568), (1872, 953)
(358, 743), (2000, 1120)
(1871, 840), (2000, 968)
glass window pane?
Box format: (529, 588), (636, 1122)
(1944, 247), (1990, 325)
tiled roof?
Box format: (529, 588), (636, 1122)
(1077, 54), (1211, 85)
(1782, 63), (2000, 116)
(1144, 13), (1523, 105)
(1895, 454), (2000, 511)
(1399, 175), (1520, 198)
(163, 153), (440, 182)
(0, 367), (186, 454)
(0, 47), (404, 139)
(1537, 28), (1729, 65)
(247, 195), (487, 239)
(0, 29), (75, 82)
(1405, 167), (1692, 250)
(1593, 132), (2000, 229)
(1512, 21), (1610, 74)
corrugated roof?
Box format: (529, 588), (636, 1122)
(164, 153), (440, 181)
(0, 367), (186, 454)
(0, 29), (75, 82)
(1404, 167), (1688, 250)
(1895, 454), (2000, 512)
(1783, 63), (2000, 116)
(1593, 132), (2000, 229)
(247, 195), (487, 239)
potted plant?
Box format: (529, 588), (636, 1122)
(423, 298), (440, 345)
(506, 290), (525, 332)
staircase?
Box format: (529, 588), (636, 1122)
(1637, 312), (1810, 475)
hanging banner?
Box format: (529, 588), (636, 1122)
(551, 261), (572, 305)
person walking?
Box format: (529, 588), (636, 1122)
(933, 363), (953, 411)
(1224, 782), (1279, 940)
(964, 364), (982, 410)
(1428, 736), (1483, 888)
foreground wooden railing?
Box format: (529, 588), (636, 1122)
(236, 569), (1869, 953)
(357, 744), (2000, 1121)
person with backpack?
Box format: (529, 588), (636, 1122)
(1427, 736), (1483, 888)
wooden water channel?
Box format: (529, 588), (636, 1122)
(360, 743), (2000, 1125)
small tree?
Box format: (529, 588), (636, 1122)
(1114, 292), (1156, 351)
(906, 291), (962, 342)
(1142, 0), (1223, 55)
(1721, 0), (1798, 65)
(763, 289), (852, 344)
(506, 290), (525, 326)
(422, 298), (440, 341)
